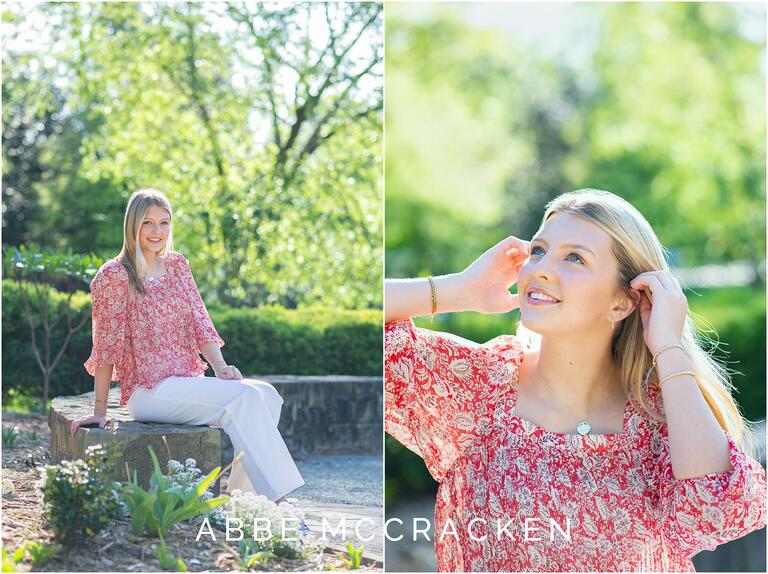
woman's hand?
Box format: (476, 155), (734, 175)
(460, 235), (530, 314)
(630, 270), (688, 355)
(70, 413), (107, 436)
(215, 364), (243, 380)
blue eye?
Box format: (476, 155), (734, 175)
(530, 245), (584, 264)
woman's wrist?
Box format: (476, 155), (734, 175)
(431, 272), (477, 314)
(211, 358), (228, 371)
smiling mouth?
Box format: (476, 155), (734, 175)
(526, 289), (561, 305)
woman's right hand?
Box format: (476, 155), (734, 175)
(460, 235), (530, 314)
(70, 413), (107, 436)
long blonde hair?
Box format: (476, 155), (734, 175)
(529, 188), (756, 455)
(118, 189), (174, 295)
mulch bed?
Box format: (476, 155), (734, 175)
(1, 411), (380, 572)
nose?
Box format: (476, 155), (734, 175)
(529, 252), (556, 282)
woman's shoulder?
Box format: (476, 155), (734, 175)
(162, 250), (191, 274)
(385, 318), (525, 366)
(92, 258), (129, 290)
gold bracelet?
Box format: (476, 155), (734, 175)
(652, 343), (685, 368)
(659, 370), (696, 389)
(427, 277), (437, 318)
(95, 398), (107, 404)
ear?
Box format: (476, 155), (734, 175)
(610, 289), (637, 323)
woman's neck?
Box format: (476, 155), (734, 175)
(142, 250), (163, 271)
(533, 333), (620, 413)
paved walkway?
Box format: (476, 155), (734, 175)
(290, 455), (383, 565)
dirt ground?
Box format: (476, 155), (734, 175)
(1, 411), (380, 572)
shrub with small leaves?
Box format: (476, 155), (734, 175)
(41, 444), (122, 544)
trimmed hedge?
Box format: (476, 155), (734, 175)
(2, 280), (382, 405)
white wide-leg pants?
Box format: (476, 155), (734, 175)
(126, 376), (305, 501)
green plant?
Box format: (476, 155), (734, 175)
(338, 543), (364, 569)
(2, 245), (102, 408)
(166, 458), (215, 506)
(23, 541), (62, 567)
(120, 446), (229, 539)
(1, 546), (23, 572)
(26, 429), (38, 441)
(226, 539), (276, 571)
(1, 541), (62, 570)
(157, 540), (188, 572)
(2, 426), (19, 447)
(41, 444), (122, 544)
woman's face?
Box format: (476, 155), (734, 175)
(138, 204), (171, 256)
(518, 212), (628, 337)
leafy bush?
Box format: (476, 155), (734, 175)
(41, 444), (122, 544)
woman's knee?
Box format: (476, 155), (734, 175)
(242, 379), (284, 403)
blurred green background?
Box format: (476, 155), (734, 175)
(385, 2), (765, 508)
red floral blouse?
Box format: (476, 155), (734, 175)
(385, 318), (767, 572)
(84, 251), (225, 406)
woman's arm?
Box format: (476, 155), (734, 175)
(385, 275), (474, 323)
(200, 341), (242, 380)
(655, 347), (732, 478)
(384, 236), (530, 324)
(70, 364), (112, 435)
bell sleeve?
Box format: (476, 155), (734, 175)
(176, 254), (225, 349)
(384, 318), (523, 482)
(84, 262), (130, 380)
(649, 421), (767, 558)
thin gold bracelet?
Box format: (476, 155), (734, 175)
(652, 343), (686, 368)
(659, 370), (696, 389)
(427, 277), (437, 319)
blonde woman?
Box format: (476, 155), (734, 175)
(385, 189), (766, 571)
(71, 189), (304, 503)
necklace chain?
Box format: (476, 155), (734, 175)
(536, 362), (616, 436)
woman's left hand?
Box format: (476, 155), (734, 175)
(630, 270), (688, 355)
(215, 365), (243, 380)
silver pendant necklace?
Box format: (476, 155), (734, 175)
(537, 362), (616, 436)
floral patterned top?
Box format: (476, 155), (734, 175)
(385, 318), (767, 572)
(84, 251), (225, 406)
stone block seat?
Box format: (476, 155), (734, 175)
(49, 387), (225, 492)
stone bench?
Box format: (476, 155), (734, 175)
(49, 387), (223, 491)
(50, 375), (382, 489)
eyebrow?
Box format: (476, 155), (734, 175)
(530, 237), (597, 258)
